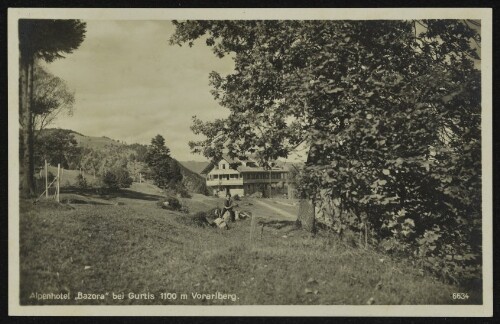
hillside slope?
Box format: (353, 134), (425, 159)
(177, 162), (209, 195)
(19, 189), (481, 305)
(42, 128), (208, 194)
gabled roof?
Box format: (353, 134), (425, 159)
(200, 155), (240, 175)
(200, 154), (291, 174)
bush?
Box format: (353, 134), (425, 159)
(114, 168), (133, 188)
(233, 194), (240, 201)
(102, 172), (119, 190)
(102, 168), (133, 189)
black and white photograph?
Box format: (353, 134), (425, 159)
(8, 8), (493, 316)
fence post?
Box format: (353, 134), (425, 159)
(45, 160), (48, 198)
(56, 163), (60, 203)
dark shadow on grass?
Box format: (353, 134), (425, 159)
(61, 199), (112, 206)
(258, 219), (296, 229)
(61, 187), (165, 202)
(111, 188), (166, 201)
(62, 187), (116, 200)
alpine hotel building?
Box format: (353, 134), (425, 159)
(201, 155), (290, 198)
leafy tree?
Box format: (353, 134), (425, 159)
(171, 20), (481, 281)
(34, 129), (82, 169)
(19, 19), (86, 197)
(32, 64), (75, 138)
(79, 147), (101, 178)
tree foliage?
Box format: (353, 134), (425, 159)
(145, 135), (183, 189)
(34, 129), (82, 169)
(19, 19), (87, 63)
(171, 20), (482, 282)
(19, 19), (86, 196)
(32, 64), (75, 135)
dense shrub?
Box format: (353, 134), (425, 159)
(233, 194), (240, 201)
(102, 172), (119, 189)
(102, 168), (133, 189)
(114, 168), (133, 188)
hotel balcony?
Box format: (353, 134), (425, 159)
(206, 179), (244, 187)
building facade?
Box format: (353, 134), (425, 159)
(201, 155), (289, 197)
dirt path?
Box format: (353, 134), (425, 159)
(252, 199), (297, 220)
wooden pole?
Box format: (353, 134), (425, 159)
(45, 160), (48, 198)
(56, 163), (60, 203)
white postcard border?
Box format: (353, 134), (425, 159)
(8, 7), (493, 317)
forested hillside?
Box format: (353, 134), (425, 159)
(36, 128), (208, 194)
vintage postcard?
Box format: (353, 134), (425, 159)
(8, 8), (493, 316)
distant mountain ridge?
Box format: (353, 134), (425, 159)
(177, 161), (210, 174)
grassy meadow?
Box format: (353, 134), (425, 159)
(19, 182), (481, 305)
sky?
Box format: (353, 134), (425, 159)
(45, 20), (235, 162)
(43, 20), (480, 163)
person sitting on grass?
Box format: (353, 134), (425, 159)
(220, 193), (237, 222)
